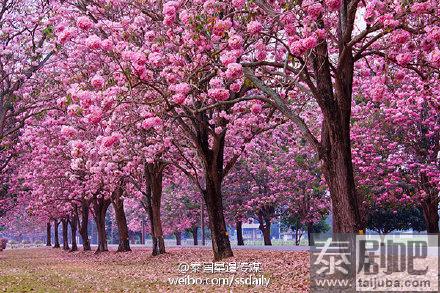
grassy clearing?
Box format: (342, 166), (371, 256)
(0, 247), (310, 292)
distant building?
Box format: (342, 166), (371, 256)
(228, 221), (281, 241)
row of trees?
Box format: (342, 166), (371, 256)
(0, 0), (438, 260)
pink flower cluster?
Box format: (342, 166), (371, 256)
(307, 3), (323, 19)
(325, 0), (341, 10)
(208, 88), (229, 101)
(60, 125), (77, 138)
(90, 74), (105, 89)
(87, 106), (103, 124)
(392, 30), (410, 44)
(85, 35), (101, 50)
(163, 1), (178, 26)
(247, 21), (263, 35)
(102, 133), (122, 148)
(396, 53), (411, 66)
(225, 63), (243, 80)
(76, 16), (93, 30)
(171, 82), (191, 105)
(232, 0), (245, 9)
(251, 103), (263, 114)
(290, 36), (318, 55)
(228, 35), (244, 50)
(142, 117), (162, 130)
(213, 19), (232, 36)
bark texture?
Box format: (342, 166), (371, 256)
(236, 220), (244, 246)
(53, 219), (60, 248)
(61, 218), (69, 251)
(69, 214), (78, 252)
(421, 195), (439, 233)
(173, 105), (234, 259)
(192, 226), (198, 245)
(197, 112), (233, 260)
(112, 185), (131, 252)
(420, 172), (439, 233)
(307, 222), (315, 246)
(203, 184), (233, 260)
(93, 196), (111, 253)
(78, 201), (91, 251)
(46, 222), (51, 246)
(144, 162), (166, 256)
(258, 212), (272, 246)
(175, 231), (182, 245)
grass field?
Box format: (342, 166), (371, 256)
(0, 247), (310, 292)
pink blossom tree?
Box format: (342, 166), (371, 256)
(352, 61), (439, 232)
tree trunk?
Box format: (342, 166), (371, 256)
(236, 220), (244, 246)
(141, 220), (145, 245)
(53, 219), (60, 248)
(61, 219), (69, 250)
(145, 162), (166, 256)
(421, 195), (439, 233)
(192, 226), (198, 245)
(202, 128), (233, 260)
(182, 108), (233, 260)
(70, 214), (78, 252)
(150, 197), (165, 255)
(93, 197), (110, 253)
(112, 186), (131, 252)
(175, 231), (182, 245)
(294, 220), (302, 246)
(258, 213), (272, 246)
(46, 222), (51, 246)
(203, 181), (233, 260)
(321, 116), (363, 233)
(312, 36), (363, 234)
(420, 172), (439, 233)
(244, 29), (364, 235)
(78, 201), (91, 251)
(307, 222), (315, 246)
(201, 201), (205, 246)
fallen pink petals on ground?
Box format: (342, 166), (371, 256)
(0, 247), (310, 292)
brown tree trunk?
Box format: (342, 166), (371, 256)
(203, 180), (233, 260)
(236, 220), (244, 246)
(244, 21), (364, 235)
(295, 226), (301, 246)
(175, 231), (182, 245)
(262, 227), (271, 245)
(422, 195), (439, 233)
(70, 214), (78, 252)
(61, 219), (69, 251)
(313, 35), (363, 234)
(93, 197), (110, 253)
(307, 222), (315, 246)
(321, 125), (363, 233)
(294, 218), (302, 246)
(258, 213), (272, 246)
(78, 201), (91, 251)
(145, 162), (166, 256)
(53, 219), (60, 248)
(419, 172), (439, 233)
(150, 198), (165, 255)
(141, 220), (145, 245)
(192, 226), (198, 245)
(46, 222), (51, 246)
(177, 106), (233, 260)
(202, 125), (233, 260)
(112, 186), (131, 252)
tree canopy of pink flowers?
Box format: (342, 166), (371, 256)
(0, 0), (438, 261)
